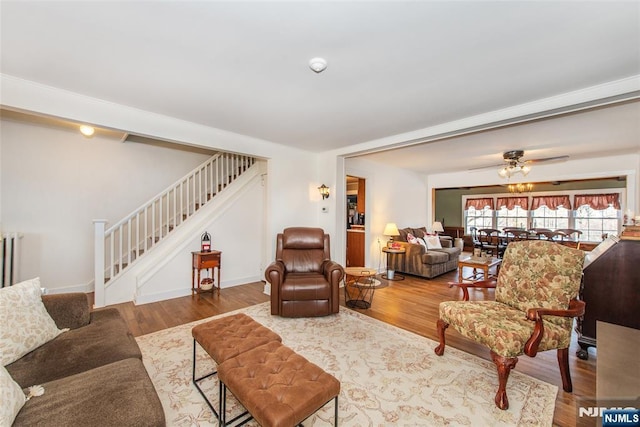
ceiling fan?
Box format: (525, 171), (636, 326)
(470, 150), (569, 178)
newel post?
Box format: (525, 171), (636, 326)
(93, 219), (107, 308)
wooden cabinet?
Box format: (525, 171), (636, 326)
(357, 178), (366, 215)
(577, 238), (640, 359)
(346, 230), (365, 267)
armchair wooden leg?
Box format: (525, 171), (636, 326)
(491, 351), (518, 410)
(434, 319), (449, 356)
(557, 348), (573, 392)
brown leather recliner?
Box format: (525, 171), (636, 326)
(265, 227), (344, 317)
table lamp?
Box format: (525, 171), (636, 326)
(383, 223), (400, 248)
(432, 221), (444, 235)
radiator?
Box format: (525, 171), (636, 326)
(1, 232), (22, 287)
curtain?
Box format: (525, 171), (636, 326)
(574, 193), (621, 210)
(496, 196), (529, 210)
(530, 195), (571, 210)
(465, 198), (494, 210)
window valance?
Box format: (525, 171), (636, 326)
(574, 193), (621, 210)
(530, 195), (571, 210)
(465, 198), (494, 210)
(496, 196), (529, 210)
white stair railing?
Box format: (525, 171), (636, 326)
(93, 152), (256, 300)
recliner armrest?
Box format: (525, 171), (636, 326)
(265, 261), (285, 285)
(323, 260), (345, 283)
(42, 293), (91, 330)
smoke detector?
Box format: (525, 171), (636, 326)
(309, 57), (327, 73)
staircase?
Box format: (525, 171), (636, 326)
(93, 152), (257, 307)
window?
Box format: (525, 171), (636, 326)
(464, 198), (494, 234)
(460, 191), (624, 241)
(529, 195), (571, 230)
(531, 206), (570, 230)
(466, 206), (494, 233)
(574, 193), (621, 241)
(496, 197), (529, 229)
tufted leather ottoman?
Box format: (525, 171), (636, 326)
(218, 340), (340, 427)
(192, 313), (282, 421)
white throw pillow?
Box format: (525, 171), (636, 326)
(424, 235), (443, 250)
(0, 277), (66, 366)
(416, 237), (427, 248)
(0, 365), (25, 425)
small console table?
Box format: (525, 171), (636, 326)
(191, 250), (221, 297)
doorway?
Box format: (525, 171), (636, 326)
(346, 175), (366, 267)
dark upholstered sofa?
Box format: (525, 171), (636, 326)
(389, 226), (462, 279)
(6, 293), (165, 426)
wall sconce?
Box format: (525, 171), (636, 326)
(318, 184), (330, 200)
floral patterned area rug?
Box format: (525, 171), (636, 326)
(136, 302), (556, 426)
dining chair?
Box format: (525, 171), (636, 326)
(477, 228), (506, 258)
(470, 227), (482, 249)
(555, 229), (583, 249)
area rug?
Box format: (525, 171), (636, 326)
(136, 303), (557, 426)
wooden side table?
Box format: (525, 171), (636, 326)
(192, 250), (221, 297)
(382, 247), (405, 281)
(457, 256), (501, 283)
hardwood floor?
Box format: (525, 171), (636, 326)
(111, 266), (596, 427)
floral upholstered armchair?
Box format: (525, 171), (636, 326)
(434, 240), (585, 410)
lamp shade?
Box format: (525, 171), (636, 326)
(383, 223), (400, 236)
(432, 221), (444, 233)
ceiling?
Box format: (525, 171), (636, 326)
(1, 1), (639, 173)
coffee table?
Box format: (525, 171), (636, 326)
(458, 257), (502, 283)
(343, 267), (378, 309)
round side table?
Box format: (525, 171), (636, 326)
(343, 267), (378, 309)
(381, 247), (405, 281)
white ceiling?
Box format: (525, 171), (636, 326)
(1, 1), (639, 172)
(360, 100), (640, 174)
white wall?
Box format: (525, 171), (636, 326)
(344, 157), (428, 271)
(0, 117), (213, 290)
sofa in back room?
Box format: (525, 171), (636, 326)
(389, 226), (462, 279)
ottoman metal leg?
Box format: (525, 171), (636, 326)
(192, 339), (221, 422)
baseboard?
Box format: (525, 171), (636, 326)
(134, 275), (263, 305)
(45, 283), (93, 294)
(134, 288), (192, 305)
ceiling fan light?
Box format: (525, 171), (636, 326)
(498, 167), (509, 178)
(521, 165), (531, 175)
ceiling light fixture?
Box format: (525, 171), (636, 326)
(79, 125), (95, 137)
(498, 150), (531, 178)
(499, 164), (531, 178)
(508, 183), (534, 193)
(309, 57), (327, 73)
